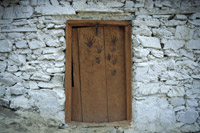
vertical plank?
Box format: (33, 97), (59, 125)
(71, 28), (83, 121)
(125, 25), (132, 122)
(78, 27), (108, 122)
(104, 26), (126, 122)
(65, 22), (72, 123)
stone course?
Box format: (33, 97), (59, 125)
(0, 0), (200, 132)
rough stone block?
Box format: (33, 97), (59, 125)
(50, 0), (59, 6)
(10, 95), (31, 109)
(165, 20), (186, 26)
(7, 65), (18, 73)
(189, 13), (200, 19)
(186, 99), (198, 107)
(135, 97), (175, 132)
(175, 26), (193, 40)
(35, 5), (75, 15)
(167, 87), (185, 97)
(170, 97), (185, 106)
(38, 82), (62, 89)
(46, 68), (64, 73)
(20, 65), (36, 72)
(7, 33), (23, 39)
(0, 72), (22, 86)
(177, 111), (199, 124)
(45, 38), (61, 47)
(28, 90), (64, 122)
(133, 19), (160, 27)
(137, 36), (161, 49)
(8, 52), (26, 65)
(175, 15), (187, 20)
(14, 6), (33, 19)
(29, 81), (38, 90)
(28, 40), (46, 49)
(3, 6), (15, 19)
(10, 83), (26, 95)
(163, 40), (185, 50)
(106, 1), (124, 8)
(152, 28), (172, 37)
(0, 40), (12, 52)
(133, 26), (152, 36)
(186, 39), (200, 50)
(188, 20), (200, 26)
(0, 61), (6, 72)
(30, 72), (51, 81)
(15, 40), (28, 49)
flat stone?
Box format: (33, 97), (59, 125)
(7, 33), (23, 39)
(30, 72), (51, 82)
(133, 26), (152, 36)
(10, 83), (26, 95)
(165, 20), (186, 26)
(3, 6), (15, 19)
(0, 72), (22, 86)
(7, 65), (18, 73)
(0, 87), (5, 97)
(8, 52), (26, 65)
(150, 49), (163, 58)
(20, 65), (36, 72)
(133, 19), (160, 27)
(49, 30), (65, 37)
(170, 97), (185, 106)
(29, 81), (38, 90)
(1, 27), (37, 33)
(175, 26), (193, 40)
(186, 39), (200, 49)
(0, 34), (6, 40)
(189, 13), (200, 19)
(177, 111), (199, 124)
(14, 6), (33, 19)
(135, 97), (175, 132)
(175, 15), (187, 20)
(152, 28), (172, 37)
(167, 87), (185, 97)
(137, 36), (161, 49)
(15, 40), (28, 49)
(186, 99), (198, 107)
(46, 68), (64, 73)
(28, 40), (46, 50)
(0, 40), (12, 52)
(106, 1), (124, 8)
(35, 5), (75, 15)
(10, 95), (31, 109)
(0, 61), (6, 72)
(49, 0), (59, 6)
(45, 38), (61, 47)
(38, 82), (62, 89)
(188, 20), (200, 26)
(125, 1), (134, 8)
(163, 40), (185, 50)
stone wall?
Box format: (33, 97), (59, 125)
(0, 0), (200, 132)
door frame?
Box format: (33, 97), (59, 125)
(65, 20), (132, 126)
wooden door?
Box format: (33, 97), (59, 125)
(71, 25), (126, 123)
(65, 20), (132, 124)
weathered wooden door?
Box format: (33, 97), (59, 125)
(71, 26), (126, 123)
(65, 20), (132, 124)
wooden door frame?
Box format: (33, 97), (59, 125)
(65, 20), (132, 126)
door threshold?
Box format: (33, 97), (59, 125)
(68, 120), (131, 127)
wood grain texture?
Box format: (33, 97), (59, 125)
(125, 25), (132, 122)
(78, 27), (108, 122)
(104, 26), (126, 122)
(65, 22), (72, 123)
(71, 29), (83, 121)
(68, 20), (131, 27)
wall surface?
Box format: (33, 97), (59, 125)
(0, 0), (200, 132)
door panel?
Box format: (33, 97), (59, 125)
(78, 27), (108, 122)
(71, 29), (82, 121)
(104, 26), (126, 122)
